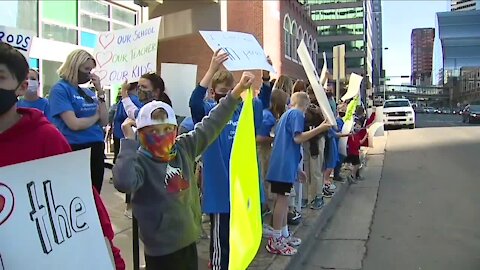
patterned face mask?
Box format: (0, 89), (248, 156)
(138, 128), (177, 162)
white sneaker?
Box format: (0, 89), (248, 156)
(285, 233), (302, 246)
(263, 224), (275, 238)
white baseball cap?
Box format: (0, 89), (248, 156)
(136, 101), (177, 129)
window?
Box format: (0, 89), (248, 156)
(79, 0), (109, 17)
(346, 57), (364, 69)
(0, 0), (38, 35)
(296, 27), (303, 61)
(112, 6), (136, 25)
(42, 60), (62, 97)
(311, 7), (363, 21)
(78, 1), (137, 33)
(318, 24), (363, 36)
(42, 23), (77, 45)
(80, 31), (97, 48)
(314, 41), (318, 68)
(284, 15), (291, 58)
(81, 14), (109, 32)
(42, 0), (77, 26)
(291, 21), (298, 61)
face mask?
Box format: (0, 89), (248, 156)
(138, 129), (177, 162)
(339, 112), (346, 117)
(27, 80), (39, 95)
(0, 88), (19, 115)
(353, 127), (361, 133)
(214, 92), (227, 103)
(326, 92), (333, 98)
(138, 88), (155, 104)
(77, 71), (90, 84)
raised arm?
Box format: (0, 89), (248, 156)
(258, 57), (273, 109)
(294, 120), (332, 144)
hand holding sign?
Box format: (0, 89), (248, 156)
(208, 49), (229, 73)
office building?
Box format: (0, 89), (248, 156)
(0, 0), (146, 97)
(434, 10), (480, 104)
(451, 0), (480, 11)
(410, 28), (435, 86)
(134, 0), (318, 86)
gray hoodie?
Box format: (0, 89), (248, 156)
(113, 93), (240, 256)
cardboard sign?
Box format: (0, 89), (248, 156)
(229, 89), (262, 270)
(341, 73), (363, 102)
(0, 25), (34, 59)
(297, 40), (336, 126)
(93, 18), (161, 85)
(320, 51), (328, 86)
(339, 120), (354, 156)
(200, 31), (275, 73)
(161, 63), (198, 117)
(0, 150), (114, 270)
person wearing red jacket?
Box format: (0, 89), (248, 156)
(0, 42), (125, 270)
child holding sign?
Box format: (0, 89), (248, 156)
(0, 42), (125, 270)
(113, 72), (255, 270)
(266, 92), (331, 256)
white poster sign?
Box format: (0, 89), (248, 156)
(161, 63), (198, 117)
(0, 25), (34, 59)
(93, 18), (161, 86)
(341, 73), (363, 102)
(199, 31), (275, 73)
(297, 40), (336, 126)
(339, 120), (354, 156)
(0, 150), (114, 270)
(320, 51), (328, 86)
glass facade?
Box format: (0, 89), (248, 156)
(318, 40), (364, 52)
(0, 0), (38, 35)
(311, 7), (363, 21)
(318, 23), (363, 36)
(300, 0), (358, 4)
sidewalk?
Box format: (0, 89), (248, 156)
(100, 135), (387, 270)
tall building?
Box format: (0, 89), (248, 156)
(451, 0), (480, 11)
(0, 0), (146, 98)
(410, 28), (435, 86)
(135, 0), (318, 87)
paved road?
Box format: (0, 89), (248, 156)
(298, 114), (480, 270)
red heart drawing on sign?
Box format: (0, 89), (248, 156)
(96, 70), (108, 81)
(99, 33), (115, 49)
(96, 52), (113, 68)
(0, 183), (14, 226)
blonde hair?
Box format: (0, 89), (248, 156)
(212, 70), (234, 90)
(273, 75), (293, 96)
(58, 49), (96, 85)
(291, 92), (310, 108)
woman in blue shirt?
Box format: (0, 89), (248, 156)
(17, 69), (50, 120)
(49, 49), (109, 193)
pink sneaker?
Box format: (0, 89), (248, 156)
(266, 236), (298, 256)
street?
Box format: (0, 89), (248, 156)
(297, 114), (480, 270)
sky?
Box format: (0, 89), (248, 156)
(382, 0), (449, 85)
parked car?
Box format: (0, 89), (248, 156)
(424, 107), (435, 114)
(415, 107), (426, 113)
(462, 105), (480, 123)
(383, 99), (416, 129)
(442, 108), (452, 114)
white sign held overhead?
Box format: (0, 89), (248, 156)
(320, 51), (328, 86)
(161, 63), (198, 117)
(0, 150), (115, 270)
(297, 39), (336, 126)
(199, 31), (275, 73)
(93, 18), (161, 85)
(0, 25), (34, 59)
(341, 73), (363, 101)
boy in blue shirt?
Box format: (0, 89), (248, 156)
(189, 50), (270, 269)
(266, 92), (331, 256)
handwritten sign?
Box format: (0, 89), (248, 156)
(297, 39), (337, 126)
(161, 63), (198, 117)
(341, 73), (363, 102)
(0, 150), (114, 270)
(93, 18), (161, 85)
(0, 25), (34, 59)
(200, 31), (275, 73)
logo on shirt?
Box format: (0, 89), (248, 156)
(164, 164), (190, 193)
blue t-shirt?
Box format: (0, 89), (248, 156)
(17, 98), (50, 121)
(49, 79), (104, 145)
(266, 108), (305, 184)
(258, 109), (276, 137)
(189, 85), (265, 213)
(113, 95), (143, 139)
(328, 97), (337, 116)
(324, 128), (339, 169)
(180, 117), (194, 133)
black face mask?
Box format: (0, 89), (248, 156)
(0, 88), (19, 115)
(326, 92), (333, 98)
(214, 92), (227, 103)
(138, 88), (155, 104)
(78, 71), (90, 84)
(339, 112), (346, 117)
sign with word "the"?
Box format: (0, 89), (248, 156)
(200, 31), (275, 73)
(0, 25), (34, 59)
(0, 150), (114, 270)
(93, 18), (161, 85)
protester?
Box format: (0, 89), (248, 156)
(292, 80), (306, 93)
(48, 49), (108, 193)
(266, 92), (331, 256)
(189, 49), (269, 270)
(122, 72), (172, 120)
(16, 68), (50, 119)
(0, 42), (125, 270)
(113, 70), (255, 270)
(346, 121), (368, 183)
(333, 103), (348, 182)
(273, 75), (293, 97)
(325, 84), (337, 115)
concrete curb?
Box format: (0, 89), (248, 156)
(266, 181), (351, 270)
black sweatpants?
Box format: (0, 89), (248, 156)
(145, 243), (198, 270)
(209, 213), (230, 270)
(70, 142), (105, 193)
